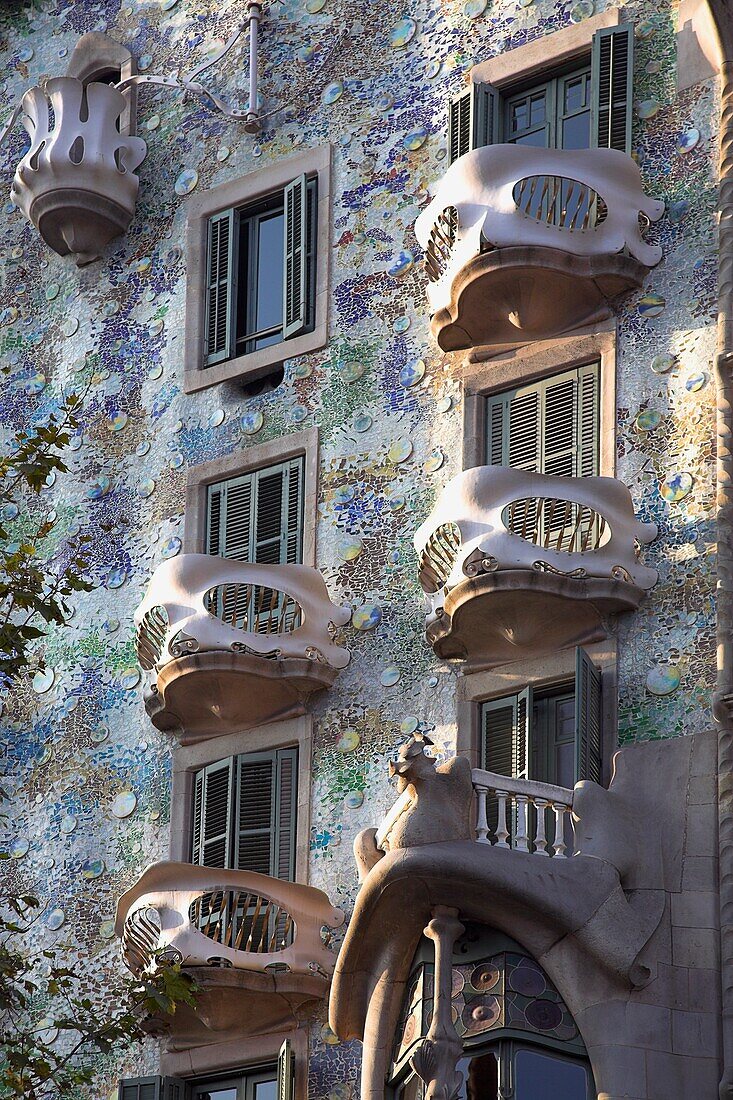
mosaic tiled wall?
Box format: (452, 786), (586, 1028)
(0, 0), (720, 1096)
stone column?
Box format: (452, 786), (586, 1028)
(410, 906), (465, 1100)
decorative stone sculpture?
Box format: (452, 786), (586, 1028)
(354, 735), (474, 881)
(10, 78), (147, 265)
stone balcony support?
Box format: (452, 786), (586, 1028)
(413, 144), (664, 351)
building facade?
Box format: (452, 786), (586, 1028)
(0, 0), (731, 1097)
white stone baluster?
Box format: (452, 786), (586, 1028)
(495, 790), (510, 848)
(475, 785), (490, 844)
(534, 799), (549, 856)
(515, 794), (529, 852)
(552, 804), (568, 858)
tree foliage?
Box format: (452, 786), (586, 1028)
(0, 394), (196, 1096)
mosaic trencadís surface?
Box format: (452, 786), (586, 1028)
(0, 0), (719, 1095)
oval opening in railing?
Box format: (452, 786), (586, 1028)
(123, 905), (162, 974)
(512, 176), (609, 232)
(418, 521), (462, 593)
(425, 205), (459, 283)
(501, 497), (612, 553)
(136, 605), (169, 670)
(203, 582), (303, 635)
(189, 889), (295, 956)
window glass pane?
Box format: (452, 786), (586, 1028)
(515, 130), (548, 148)
(256, 211), (284, 332)
(253, 1081), (277, 1100)
(511, 99), (529, 132)
(195, 1089), (237, 1100)
(564, 76), (587, 113)
(561, 110), (590, 149)
(529, 93), (546, 125)
(514, 1049), (588, 1099)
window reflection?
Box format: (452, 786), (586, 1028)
(514, 1048), (589, 1098)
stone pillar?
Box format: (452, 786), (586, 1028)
(410, 906), (465, 1100)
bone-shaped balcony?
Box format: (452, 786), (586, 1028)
(413, 145), (664, 352)
(135, 554), (351, 742)
(116, 861), (344, 1047)
(414, 466), (657, 669)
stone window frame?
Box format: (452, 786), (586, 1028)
(183, 144), (331, 394)
(161, 1019), (308, 1095)
(456, 640), (618, 789)
(468, 8), (622, 90)
(183, 425), (319, 566)
(461, 325), (617, 474)
(168, 712), (313, 888)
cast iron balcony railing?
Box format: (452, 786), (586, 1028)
(413, 145), (664, 351)
(135, 554), (350, 741)
(116, 861), (344, 1047)
(413, 466), (657, 668)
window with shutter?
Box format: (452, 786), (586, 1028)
(118, 1078), (186, 1100)
(479, 649), (602, 791)
(590, 24), (634, 154)
(448, 82), (499, 163)
(205, 458), (304, 566)
(486, 363), (599, 478)
(191, 748), (298, 879)
(203, 179), (316, 369)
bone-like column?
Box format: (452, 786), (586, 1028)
(410, 906), (465, 1100)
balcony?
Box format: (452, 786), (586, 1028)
(413, 145), (664, 351)
(135, 554), (351, 742)
(116, 861), (344, 1048)
(330, 732), (711, 1100)
(414, 466), (657, 669)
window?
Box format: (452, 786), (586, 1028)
(191, 747), (298, 879)
(486, 363), (599, 478)
(480, 647), (601, 788)
(119, 1043), (294, 1100)
(205, 176), (317, 367)
(448, 23), (633, 161)
(389, 926), (594, 1100)
(118, 1079), (185, 1100)
(205, 457), (304, 566)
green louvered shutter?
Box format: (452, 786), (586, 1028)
(591, 24), (634, 154)
(191, 757), (234, 868)
(448, 82), (499, 164)
(486, 365), (600, 478)
(205, 459), (304, 566)
(278, 1038), (296, 1100)
(283, 174), (308, 339)
(118, 1079), (186, 1100)
(480, 688), (532, 779)
(205, 208), (237, 366)
(575, 647), (602, 783)
(235, 748), (298, 880)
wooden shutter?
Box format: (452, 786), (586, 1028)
(118, 1079), (185, 1100)
(486, 365), (599, 478)
(204, 208), (237, 366)
(191, 758), (234, 868)
(448, 82), (499, 164)
(480, 689), (532, 779)
(591, 24), (634, 154)
(283, 174), (308, 339)
(235, 748), (298, 880)
(575, 647), (602, 784)
(278, 1038), (296, 1100)
(206, 458), (304, 566)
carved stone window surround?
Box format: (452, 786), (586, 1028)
(183, 145), (331, 394)
(183, 425), (319, 565)
(461, 325), (617, 474)
(160, 1023), (309, 1095)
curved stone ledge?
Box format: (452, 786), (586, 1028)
(429, 245), (650, 352)
(427, 568), (644, 669)
(146, 649), (341, 743)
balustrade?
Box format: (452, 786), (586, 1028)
(471, 768), (574, 857)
